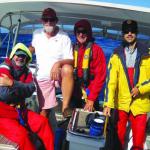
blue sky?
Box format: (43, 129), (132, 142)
(94, 0), (150, 8)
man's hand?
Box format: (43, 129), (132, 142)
(50, 62), (61, 80)
(0, 74), (13, 86)
(103, 106), (111, 117)
(84, 100), (94, 112)
(131, 87), (139, 98)
(29, 45), (35, 54)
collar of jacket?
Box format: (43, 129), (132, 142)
(113, 41), (149, 91)
(114, 41), (149, 57)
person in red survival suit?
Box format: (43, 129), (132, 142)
(0, 43), (54, 150)
(72, 19), (107, 111)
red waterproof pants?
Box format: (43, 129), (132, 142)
(116, 110), (147, 150)
(0, 102), (54, 150)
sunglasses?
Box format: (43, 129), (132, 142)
(123, 29), (137, 34)
(76, 28), (88, 34)
(42, 17), (56, 23)
(16, 54), (27, 58)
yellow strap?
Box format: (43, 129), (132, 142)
(16, 104), (21, 109)
(103, 116), (109, 138)
(82, 47), (91, 69)
(74, 50), (78, 68)
(81, 88), (87, 102)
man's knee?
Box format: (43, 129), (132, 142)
(61, 65), (73, 77)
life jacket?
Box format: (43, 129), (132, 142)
(74, 42), (93, 87)
(0, 59), (29, 82)
(0, 59), (30, 127)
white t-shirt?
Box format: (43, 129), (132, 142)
(32, 28), (73, 80)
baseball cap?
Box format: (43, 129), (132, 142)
(122, 19), (138, 34)
(41, 8), (58, 21)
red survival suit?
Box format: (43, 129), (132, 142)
(72, 19), (107, 108)
(0, 58), (54, 150)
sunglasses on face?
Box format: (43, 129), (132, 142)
(76, 28), (88, 34)
(16, 54), (27, 58)
(42, 17), (56, 23)
(123, 29), (137, 34)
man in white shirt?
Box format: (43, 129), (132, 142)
(30, 8), (74, 120)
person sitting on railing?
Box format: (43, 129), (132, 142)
(29, 8), (74, 120)
(0, 43), (54, 150)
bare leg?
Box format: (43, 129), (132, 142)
(61, 64), (74, 115)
